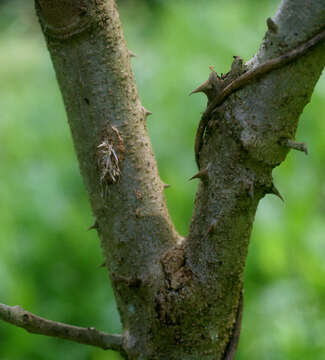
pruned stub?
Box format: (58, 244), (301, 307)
(35, 0), (92, 40)
(97, 125), (124, 197)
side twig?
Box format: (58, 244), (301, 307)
(0, 303), (124, 353)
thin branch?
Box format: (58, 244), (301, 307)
(0, 303), (124, 353)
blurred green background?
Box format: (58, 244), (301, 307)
(0, 0), (324, 359)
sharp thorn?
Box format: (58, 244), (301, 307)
(270, 184), (284, 202)
(189, 79), (211, 96)
(189, 167), (209, 181)
(266, 17), (278, 34)
(142, 106), (152, 117)
(163, 184), (171, 189)
(189, 66), (220, 96)
(88, 220), (99, 231)
(128, 49), (137, 58)
(99, 262), (106, 268)
(280, 138), (308, 155)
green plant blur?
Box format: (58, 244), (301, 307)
(0, 0), (324, 359)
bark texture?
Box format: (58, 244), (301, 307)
(27, 0), (325, 359)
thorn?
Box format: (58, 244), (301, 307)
(189, 166), (209, 181)
(280, 138), (308, 155)
(142, 106), (152, 117)
(269, 183), (284, 202)
(128, 49), (137, 58)
(163, 184), (171, 189)
(189, 68), (223, 102)
(88, 220), (99, 231)
(266, 17), (278, 34)
(190, 79), (212, 96)
(99, 262), (106, 268)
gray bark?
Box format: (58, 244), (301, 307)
(27, 0), (325, 359)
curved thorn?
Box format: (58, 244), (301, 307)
(88, 220), (99, 231)
(190, 79), (211, 96)
(189, 167), (209, 181)
(163, 184), (171, 189)
(270, 184), (284, 202)
(128, 49), (137, 58)
(266, 17), (278, 34)
(142, 106), (152, 117)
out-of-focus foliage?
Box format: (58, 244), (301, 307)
(0, 0), (324, 359)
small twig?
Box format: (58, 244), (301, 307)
(195, 28), (325, 168)
(0, 303), (124, 353)
(279, 138), (308, 155)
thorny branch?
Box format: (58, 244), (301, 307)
(1, 0), (324, 358)
(0, 303), (124, 353)
(194, 27), (325, 168)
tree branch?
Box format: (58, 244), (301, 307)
(29, 0), (325, 358)
(185, 0), (324, 356)
(35, 0), (179, 357)
(195, 27), (325, 167)
(0, 303), (124, 353)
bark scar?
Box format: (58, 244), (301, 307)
(35, 0), (93, 40)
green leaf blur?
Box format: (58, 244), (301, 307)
(0, 0), (324, 359)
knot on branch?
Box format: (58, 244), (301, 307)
(35, 0), (93, 39)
